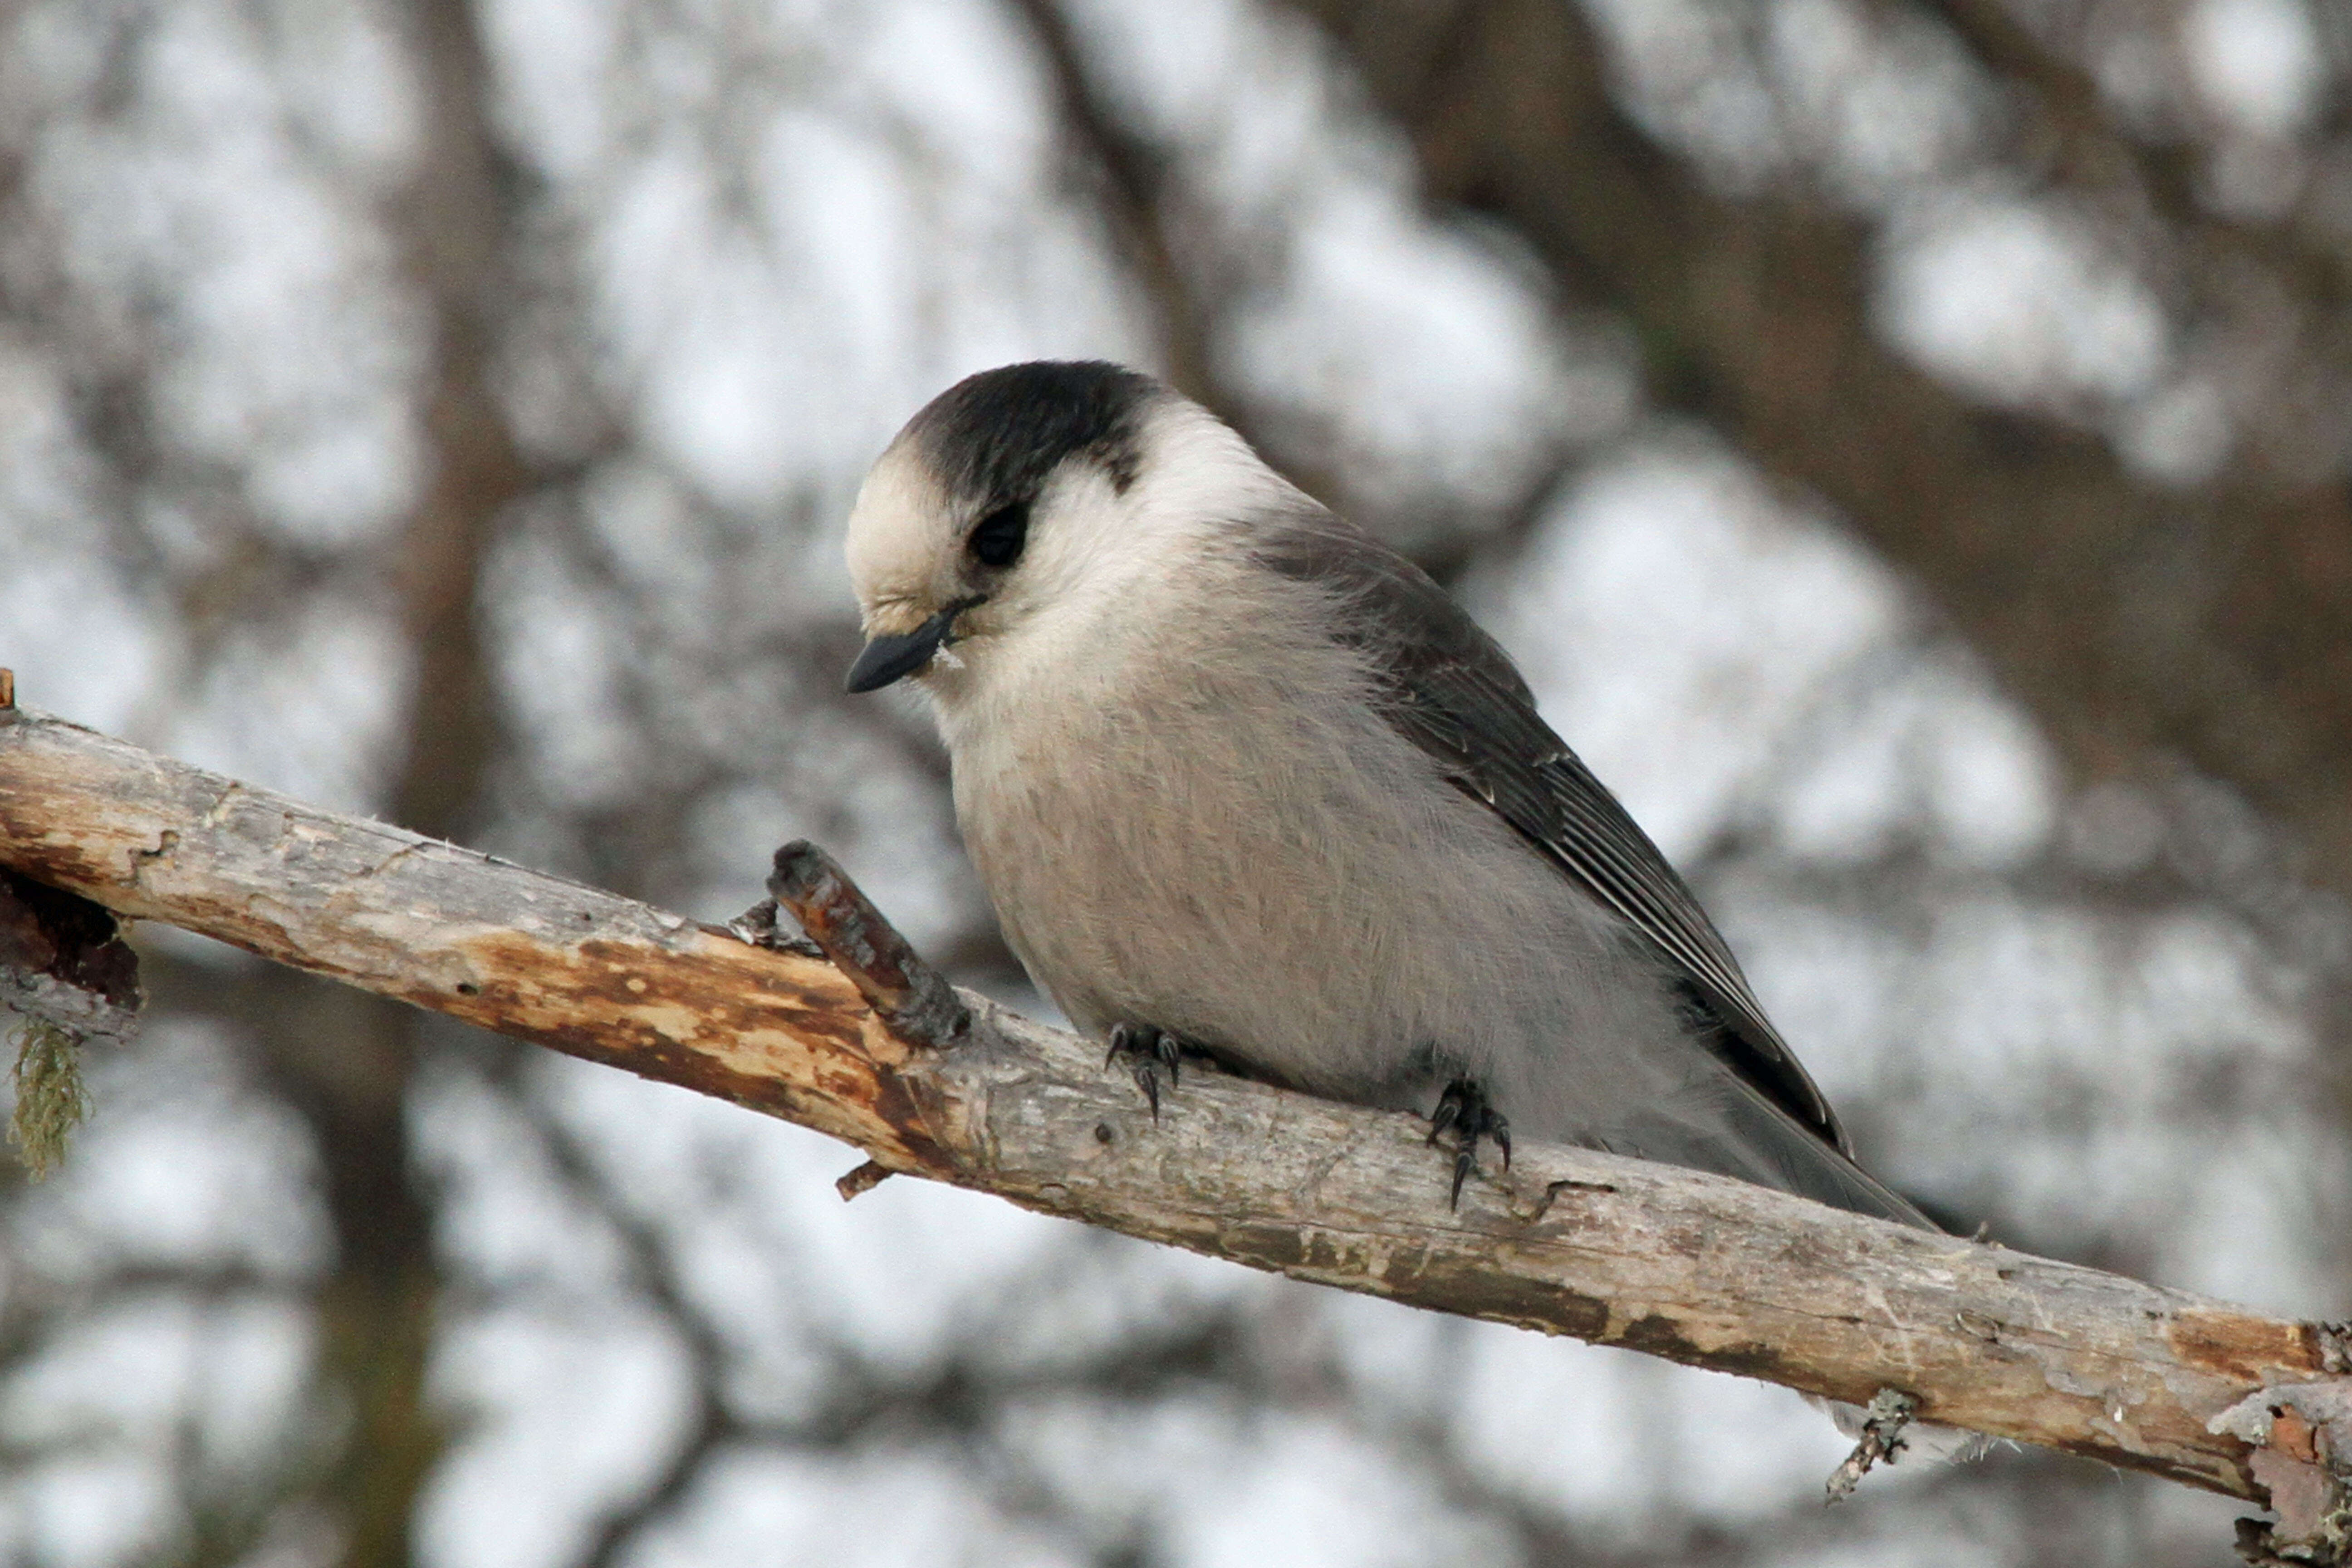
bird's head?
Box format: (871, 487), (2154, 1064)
(842, 361), (1294, 699)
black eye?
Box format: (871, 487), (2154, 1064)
(967, 501), (1029, 569)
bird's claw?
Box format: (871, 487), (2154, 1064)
(1429, 1077), (1510, 1209)
(1107, 1022), (1182, 1120)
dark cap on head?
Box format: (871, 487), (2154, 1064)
(904, 360), (1162, 510)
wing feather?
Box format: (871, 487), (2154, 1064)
(1254, 511), (1848, 1153)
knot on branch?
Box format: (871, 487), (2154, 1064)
(0, 868), (143, 1177)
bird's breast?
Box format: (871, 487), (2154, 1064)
(935, 602), (1657, 1112)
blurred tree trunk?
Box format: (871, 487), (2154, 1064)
(1280, 0), (2352, 894)
(250, 0), (532, 1560)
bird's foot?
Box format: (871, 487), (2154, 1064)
(1428, 1077), (1510, 1209)
(1106, 1023), (1184, 1120)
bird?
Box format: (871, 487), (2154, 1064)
(839, 358), (1931, 1230)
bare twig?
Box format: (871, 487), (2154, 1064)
(2, 706), (2349, 1521)
(834, 1159), (896, 1201)
(1826, 1388), (1919, 1503)
(767, 839), (969, 1048)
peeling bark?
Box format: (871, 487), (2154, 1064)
(2, 705), (2347, 1515)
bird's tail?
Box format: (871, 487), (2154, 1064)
(1592, 1068), (1937, 1231)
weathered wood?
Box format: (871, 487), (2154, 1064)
(1, 705), (2346, 1516)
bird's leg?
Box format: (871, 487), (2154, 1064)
(1428, 1076), (1511, 1209)
(1106, 1022), (1184, 1120)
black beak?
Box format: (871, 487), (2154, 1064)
(846, 604), (963, 693)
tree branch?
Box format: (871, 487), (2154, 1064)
(3, 703), (2348, 1526)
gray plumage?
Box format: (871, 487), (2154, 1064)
(843, 360), (1930, 1230)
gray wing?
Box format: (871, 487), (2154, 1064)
(1253, 510), (1849, 1155)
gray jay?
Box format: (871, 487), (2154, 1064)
(841, 360), (1930, 1230)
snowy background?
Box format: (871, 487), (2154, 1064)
(3, 0), (2349, 1564)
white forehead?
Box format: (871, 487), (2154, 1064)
(843, 438), (955, 610)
